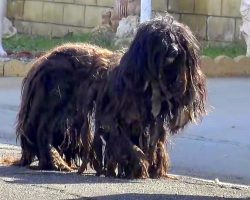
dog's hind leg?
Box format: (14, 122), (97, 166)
(36, 117), (54, 170)
(36, 117), (72, 171)
(19, 134), (36, 166)
(78, 116), (93, 174)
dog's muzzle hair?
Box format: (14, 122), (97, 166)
(16, 15), (207, 178)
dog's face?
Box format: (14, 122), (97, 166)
(129, 18), (190, 98)
(129, 17), (206, 131)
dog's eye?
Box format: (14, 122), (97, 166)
(169, 44), (179, 57)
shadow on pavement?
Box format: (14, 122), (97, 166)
(0, 165), (145, 184)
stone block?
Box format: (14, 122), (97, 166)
(7, 0), (24, 19)
(14, 20), (32, 35)
(52, 25), (69, 37)
(181, 14), (207, 40)
(214, 55), (240, 76)
(0, 61), (4, 76)
(32, 23), (52, 36)
(23, 1), (43, 21)
(68, 26), (92, 35)
(4, 60), (31, 77)
(168, 0), (195, 13)
(153, 0), (168, 12)
(201, 56), (217, 77)
(205, 56), (234, 77)
(75, 0), (97, 5)
(97, 0), (113, 7)
(207, 17), (235, 42)
(85, 6), (108, 27)
(201, 55), (250, 77)
(234, 56), (250, 75)
(63, 4), (85, 26)
(235, 19), (243, 41)
(43, 2), (63, 24)
(194, 0), (221, 15)
(54, 0), (74, 3)
(222, 0), (241, 17)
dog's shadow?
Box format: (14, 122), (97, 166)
(1, 165), (248, 200)
(0, 164), (142, 185)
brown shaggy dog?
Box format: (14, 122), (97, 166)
(16, 43), (121, 170)
(16, 16), (207, 178)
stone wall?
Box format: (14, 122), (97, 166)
(7, 0), (242, 42)
(7, 0), (113, 37)
(164, 0), (242, 43)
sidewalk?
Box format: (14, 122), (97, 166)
(0, 146), (249, 200)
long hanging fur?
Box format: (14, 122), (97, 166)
(89, 16), (207, 178)
(16, 16), (207, 178)
(16, 43), (121, 170)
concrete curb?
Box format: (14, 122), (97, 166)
(1, 55), (250, 77)
(201, 55), (250, 77)
(0, 59), (33, 77)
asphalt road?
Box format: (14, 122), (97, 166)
(0, 146), (250, 200)
(0, 77), (250, 199)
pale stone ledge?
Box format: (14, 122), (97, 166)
(0, 62), (3, 76)
(1, 55), (250, 77)
(1, 60), (33, 77)
(201, 55), (250, 77)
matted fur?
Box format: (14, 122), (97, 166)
(16, 16), (207, 178)
(16, 43), (121, 170)
(88, 16), (207, 178)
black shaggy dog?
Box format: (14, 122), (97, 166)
(88, 16), (207, 178)
(16, 16), (207, 178)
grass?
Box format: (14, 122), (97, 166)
(3, 33), (114, 53)
(202, 44), (246, 58)
(3, 34), (247, 58)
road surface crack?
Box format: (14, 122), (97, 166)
(30, 184), (94, 199)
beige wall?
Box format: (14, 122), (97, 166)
(7, 0), (242, 42)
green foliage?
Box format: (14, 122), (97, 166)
(202, 44), (246, 58)
(3, 33), (113, 53)
(3, 34), (247, 58)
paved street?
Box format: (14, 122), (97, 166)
(171, 78), (250, 185)
(0, 77), (250, 199)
